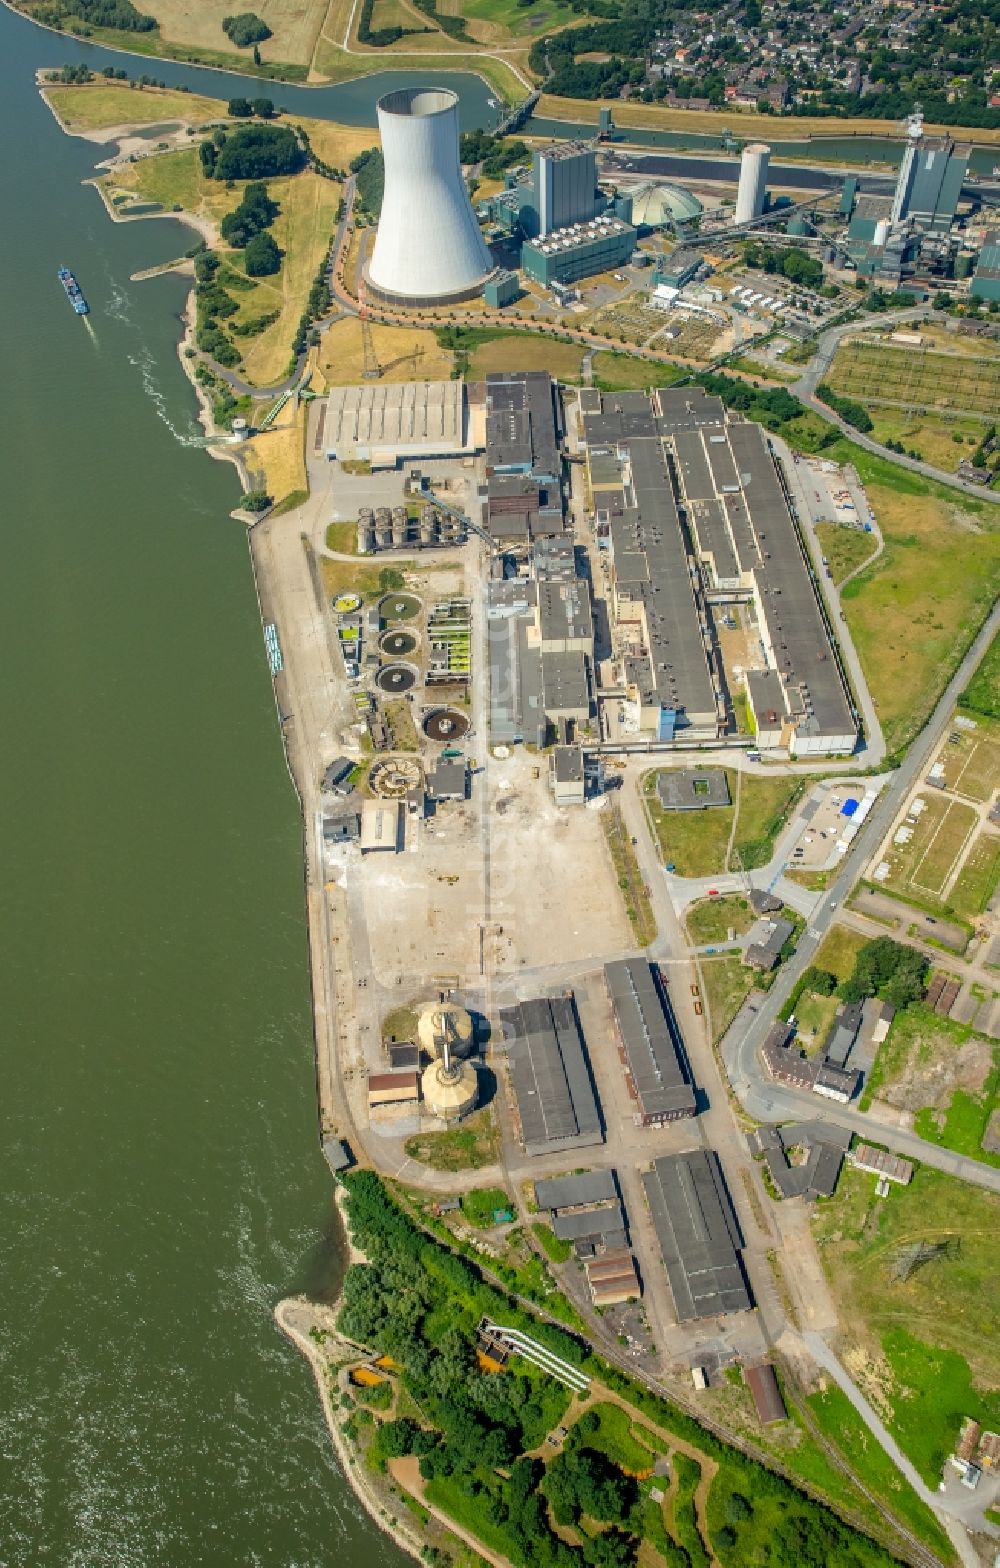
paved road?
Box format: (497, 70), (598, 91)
(720, 597), (1000, 1192)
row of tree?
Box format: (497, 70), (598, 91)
(815, 382), (874, 434)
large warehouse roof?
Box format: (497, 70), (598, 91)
(324, 380), (469, 459)
(535, 1169), (618, 1211)
(642, 1150), (752, 1321)
(501, 995), (604, 1157)
(606, 959), (697, 1120)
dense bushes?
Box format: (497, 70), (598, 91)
(459, 131), (530, 178)
(243, 231), (281, 276)
(742, 241), (824, 290)
(41, 0), (156, 30)
(697, 370), (806, 432)
(350, 147), (384, 220)
(220, 181), (278, 248)
(816, 383), (874, 433)
(222, 11), (272, 46)
(960, 630), (1000, 720)
(227, 96), (276, 118)
(356, 0), (431, 47)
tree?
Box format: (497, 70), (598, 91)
(244, 231), (281, 276)
(240, 489), (271, 512)
(251, 97), (275, 118)
(801, 966), (836, 997)
(199, 139), (217, 175)
(840, 936), (927, 1009)
(222, 12), (273, 47)
(725, 1491), (753, 1523)
(227, 97), (254, 117)
(212, 124), (304, 181)
(220, 182), (279, 247)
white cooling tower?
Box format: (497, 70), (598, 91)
(735, 143), (770, 225)
(367, 87), (492, 305)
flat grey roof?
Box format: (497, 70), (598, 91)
(606, 959), (697, 1118)
(552, 1201), (625, 1241)
(542, 649), (590, 712)
(538, 579), (592, 645)
(325, 380), (465, 454)
(501, 994), (604, 1156)
(643, 1150), (752, 1321)
(656, 768), (730, 811)
(554, 744), (584, 783)
(535, 1169), (618, 1211)
(486, 371), (560, 479)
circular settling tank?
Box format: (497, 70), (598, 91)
(375, 661), (417, 694)
(379, 628), (419, 659)
(422, 707), (470, 742)
(379, 591), (421, 622)
(368, 756), (423, 798)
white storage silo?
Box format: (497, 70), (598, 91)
(368, 87), (493, 305)
(735, 143), (770, 225)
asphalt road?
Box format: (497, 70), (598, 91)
(720, 597), (1000, 1193)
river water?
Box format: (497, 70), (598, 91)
(0, 8), (423, 1565)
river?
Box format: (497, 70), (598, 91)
(0, 8), (421, 1565)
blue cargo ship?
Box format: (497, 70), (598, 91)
(58, 266), (89, 315)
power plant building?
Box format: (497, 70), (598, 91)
(734, 143), (770, 225)
(323, 380), (473, 465)
(522, 217), (637, 287)
(367, 87), (493, 306)
(890, 132), (967, 233)
(533, 141), (599, 236)
(971, 231), (1000, 302)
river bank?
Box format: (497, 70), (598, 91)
(273, 1189), (428, 1568)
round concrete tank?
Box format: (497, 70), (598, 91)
(422, 1055), (478, 1121)
(418, 1001), (475, 1061)
(735, 143), (770, 226)
(368, 88), (492, 306)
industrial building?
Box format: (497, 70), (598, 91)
(500, 994), (604, 1156)
(521, 217), (637, 288)
(552, 1201), (627, 1248)
(606, 958), (697, 1124)
(747, 1121), (851, 1200)
(360, 799), (402, 853)
(551, 744), (586, 805)
(656, 768), (730, 811)
(760, 1020), (860, 1103)
(323, 380), (472, 466)
(890, 125), (968, 233)
(734, 144), (770, 226)
(642, 1150), (752, 1322)
(535, 1169), (618, 1212)
(744, 1364), (786, 1426)
(367, 87), (492, 306)
(533, 142), (599, 237)
(848, 1143), (913, 1185)
(652, 248), (703, 290)
(971, 231), (1000, 303)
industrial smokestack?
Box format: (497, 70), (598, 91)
(368, 87), (492, 305)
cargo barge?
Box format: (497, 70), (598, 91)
(58, 266), (89, 315)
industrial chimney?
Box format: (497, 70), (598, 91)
(367, 87), (493, 306)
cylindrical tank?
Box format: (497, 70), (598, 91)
(392, 505), (407, 546)
(418, 1002), (475, 1061)
(375, 507), (392, 549)
(421, 1056), (478, 1122)
(368, 88), (492, 305)
(735, 143), (770, 225)
(420, 509), (435, 546)
(874, 218), (891, 246)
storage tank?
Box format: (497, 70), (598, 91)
(375, 506), (393, 549)
(418, 1000), (475, 1060)
(421, 1043), (478, 1122)
(392, 505), (408, 547)
(368, 88), (492, 305)
(420, 508), (435, 546)
(735, 143), (770, 225)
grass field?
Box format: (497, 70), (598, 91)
(827, 340), (1000, 422)
(814, 521), (878, 585)
(535, 93), (1000, 145)
(403, 1107), (499, 1170)
(467, 333), (587, 380)
(810, 923), (867, 983)
(813, 1165), (1000, 1482)
(950, 831), (1000, 917)
(577, 1402), (663, 1472)
(602, 801), (657, 947)
(102, 146), (207, 214)
(644, 769), (807, 876)
(240, 405), (308, 507)
(867, 409), (990, 475)
(877, 791), (979, 904)
(828, 442), (1000, 756)
(47, 82), (224, 131)
(685, 895), (753, 945)
(860, 1004), (999, 1159)
(310, 31), (527, 101)
(938, 710), (1000, 801)
(593, 351), (685, 392)
(701, 954), (754, 1042)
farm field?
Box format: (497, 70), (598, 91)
(814, 521), (878, 585)
(812, 1165), (1000, 1485)
(138, 0), (330, 65)
(649, 309), (726, 362)
(827, 340), (1000, 420)
(643, 769), (808, 877)
(828, 441), (1000, 756)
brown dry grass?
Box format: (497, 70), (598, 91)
(239, 404), (308, 506)
(317, 318), (456, 384)
(140, 0), (329, 65)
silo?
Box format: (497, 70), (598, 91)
(421, 1042), (478, 1122)
(420, 508), (435, 547)
(368, 88), (492, 306)
(358, 506), (375, 555)
(418, 1000), (475, 1061)
(735, 144), (770, 225)
(392, 505), (408, 547)
(375, 506), (393, 550)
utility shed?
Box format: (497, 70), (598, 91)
(501, 994), (604, 1156)
(642, 1150), (752, 1321)
(606, 959), (697, 1123)
(535, 1170), (618, 1211)
(745, 1363), (786, 1425)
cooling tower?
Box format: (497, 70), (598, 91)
(368, 87), (493, 306)
(735, 143), (770, 226)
